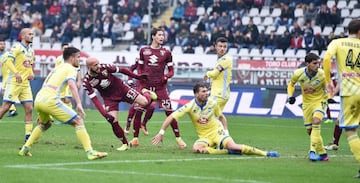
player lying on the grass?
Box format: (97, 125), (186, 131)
(18, 47), (107, 160)
(287, 52), (328, 162)
(83, 57), (157, 151)
(152, 83), (279, 157)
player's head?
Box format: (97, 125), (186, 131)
(215, 37), (228, 57)
(304, 52), (321, 72)
(86, 57), (100, 74)
(20, 28), (34, 45)
(193, 83), (209, 103)
(61, 43), (69, 52)
(0, 39), (5, 52)
(151, 27), (164, 46)
(63, 46), (80, 67)
(348, 19), (360, 37)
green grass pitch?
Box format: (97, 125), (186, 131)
(0, 108), (357, 183)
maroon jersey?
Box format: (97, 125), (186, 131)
(83, 64), (136, 100)
(138, 46), (174, 88)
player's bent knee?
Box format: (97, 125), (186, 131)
(72, 116), (85, 127)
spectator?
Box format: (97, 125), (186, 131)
(9, 12), (23, 42)
(166, 27), (177, 49)
(132, 1), (146, 17)
(304, 3), (317, 25)
(197, 31), (210, 51)
(206, 45), (217, 54)
(243, 18), (259, 49)
(176, 27), (190, 47)
(31, 16), (43, 36)
(102, 16), (112, 39)
(325, 31), (336, 45)
(0, 16), (11, 40)
(50, 25), (61, 44)
(30, 0), (45, 14)
(210, 27), (222, 45)
(328, 5), (341, 30)
(216, 11), (231, 30)
(208, 11), (220, 32)
(277, 30), (291, 53)
(196, 17), (206, 32)
(188, 29), (199, 47)
(178, 19), (190, 32)
(129, 11), (141, 31)
(232, 0), (247, 17)
(316, 3), (329, 30)
(22, 10), (32, 27)
(111, 16), (124, 45)
(233, 30), (246, 51)
(133, 27), (146, 49)
(312, 32), (326, 55)
(224, 29), (235, 48)
(184, 1), (197, 23)
(290, 31), (303, 51)
(183, 45), (195, 53)
(42, 10), (55, 29)
(265, 30), (278, 53)
(257, 30), (267, 49)
(60, 18), (74, 44)
(171, 2), (185, 22)
(48, 1), (61, 16)
(274, 3), (294, 29)
(232, 19), (246, 35)
(302, 30), (314, 53)
(290, 22), (303, 36)
(53, 11), (64, 27)
(82, 17), (93, 39)
(303, 22), (314, 36)
(211, 0), (225, 15)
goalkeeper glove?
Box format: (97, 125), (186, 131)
(288, 97), (296, 104)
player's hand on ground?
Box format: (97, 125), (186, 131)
(27, 75), (34, 80)
(15, 72), (22, 83)
(288, 97), (296, 104)
(152, 134), (163, 145)
(104, 113), (115, 123)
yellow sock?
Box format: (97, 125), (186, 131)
(24, 126), (43, 147)
(241, 144), (267, 156)
(311, 125), (326, 154)
(348, 135), (360, 164)
(9, 104), (16, 111)
(25, 122), (33, 136)
(206, 147), (228, 154)
(75, 126), (92, 152)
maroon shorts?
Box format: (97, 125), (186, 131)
(145, 86), (173, 111)
(103, 86), (139, 111)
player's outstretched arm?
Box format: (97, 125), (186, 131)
(69, 79), (85, 117)
(152, 115), (174, 145)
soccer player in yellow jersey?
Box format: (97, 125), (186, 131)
(152, 83), (279, 158)
(323, 19), (360, 178)
(54, 43), (81, 108)
(287, 53), (328, 161)
(0, 28), (34, 142)
(0, 40), (18, 117)
(18, 46), (107, 160)
(204, 37), (232, 116)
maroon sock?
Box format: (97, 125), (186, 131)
(133, 110), (142, 138)
(126, 105), (136, 128)
(165, 110), (180, 137)
(142, 102), (155, 125)
(333, 124), (342, 145)
(326, 106), (331, 119)
(111, 121), (128, 144)
(142, 92), (152, 103)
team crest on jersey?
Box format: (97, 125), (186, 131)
(101, 70), (108, 77)
(100, 79), (110, 89)
(160, 50), (165, 56)
(314, 79), (320, 85)
(89, 78), (99, 87)
(23, 60), (31, 68)
(143, 49), (152, 55)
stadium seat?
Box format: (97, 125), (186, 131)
(172, 46), (183, 54)
(238, 48), (250, 59)
(129, 45), (138, 52)
(71, 36), (81, 49)
(259, 8), (270, 18)
(41, 42), (51, 50)
(121, 31), (134, 41)
(92, 38), (102, 47)
(52, 42), (61, 50)
(322, 26), (333, 36)
(275, 26), (287, 35)
(82, 44), (92, 51)
(294, 8), (303, 18)
(327, 1), (336, 8)
(341, 9), (350, 18)
(32, 36), (41, 49)
(93, 43), (103, 51)
(313, 26), (322, 34)
(262, 48), (273, 60)
(102, 38), (112, 48)
(228, 48), (238, 55)
(295, 49), (307, 59)
(194, 46), (204, 54)
(190, 24), (197, 32)
(252, 16), (261, 25)
(206, 7), (213, 15)
(196, 7), (205, 16)
(241, 16), (250, 25)
(248, 8), (259, 17)
(334, 27), (345, 36)
(40, 29), (53, 42)
(284, 49), (296, 61)
(257, 25), (265, 33)
(349, 0), (358, 8)
(273, 49), (284, 60)
(342, 18), (351, 27)
(350, 9), (360, 18)
(81, 37), (92, 47)
(141, 14), (150, 26)
(271, 8), (281, 18)
(249, 48), (262, 60)
(265, 25), (276, 34)
(123, 22), (131, 32)
(262, 17), (274, 26)
(337, 1), (347, 9)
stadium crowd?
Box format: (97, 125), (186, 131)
(0, 0), (358, 55)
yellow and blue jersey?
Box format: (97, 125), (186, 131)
(325, 37), (360, 96)
(288, 67), (327, 105)
(172, 98), (223, 137)
(206, 54), (232, 100)
(5, 42), (34, 86)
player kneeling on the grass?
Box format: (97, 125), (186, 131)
(18, 47), (107, 160)
(152, 83), (279, 157)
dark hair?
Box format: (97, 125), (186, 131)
(151, 27), (163, 40)
(193, 82), (208, 94)
(305, 52), (320, 63)
(348, 19), (360, 34)
(63, 47), (80, 60)
(216, 37), (228, 44)
(61, 43), (69, 47)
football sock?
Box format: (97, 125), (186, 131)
(75, 126), (92, 152)
(143, 103), (155, 125)
(133, 111), (142, 138)
(24, 125), (43, 147)
(111, 121), (128, 144)
(333, 124), (342, 145)
(206, 147), (228, 154)
(126, 105), (136, 128)
(9, 104), (16, 111)
(25, 121), (33, 136)
(241, 144), (267, 156)
(348, 135), (360, 163)
(166, 110), (180, 137)
(311, 124), (326, 154)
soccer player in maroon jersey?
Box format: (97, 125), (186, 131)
(125, 58), (155, 136)
(132, 27), (186, 149)
(83, 57), (157, 151)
